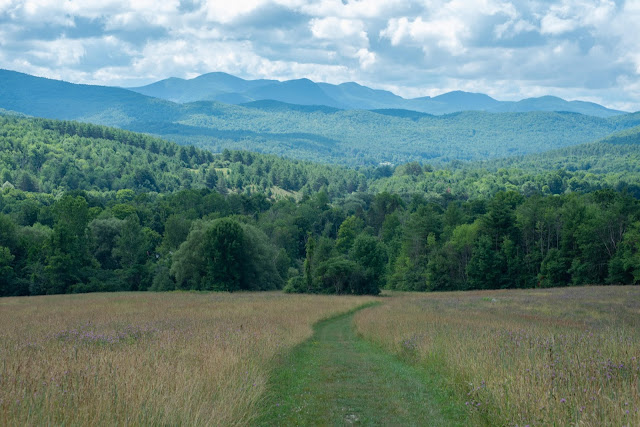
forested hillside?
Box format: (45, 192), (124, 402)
(1, 115), (640, 297)
(2, 70), (640, 166)
(0, 115), (366, 197)
(476, 125), (640, 174)
(166, 106), (640, 165)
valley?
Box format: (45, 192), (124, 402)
(0, 69), (639, 426)
(2, 0), (640, 425)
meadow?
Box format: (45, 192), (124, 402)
(3, 287), (639, 426)
(0, 292), (374, 425)
(355, 286), (640, 426)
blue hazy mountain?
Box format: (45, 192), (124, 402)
(0, 69), (178, 123)
(129, 72), (626, 117)
(2, 68), (640, 166)
(130, 72), (277, 103)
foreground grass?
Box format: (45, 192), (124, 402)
(354, 286), (640, 426)
(259, 305), (468, 426)
(0, 291), (375, 425)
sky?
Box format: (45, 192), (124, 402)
(0, 0), (639, 111)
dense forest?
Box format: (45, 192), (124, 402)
(90, 105), (640, 165)
(1, 115), (639, 296)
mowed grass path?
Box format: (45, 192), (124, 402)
(259, 305), (467, 426)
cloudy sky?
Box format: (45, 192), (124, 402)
(1, 0), (639, 111)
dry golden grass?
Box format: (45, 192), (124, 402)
(0, 291), (374, 425)
(355, 286), (640, 426)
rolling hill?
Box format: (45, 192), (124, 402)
(476, 125), (640, 174)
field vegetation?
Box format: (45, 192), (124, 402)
(0, 291), (374, 425)
(355, 286), (640, 426)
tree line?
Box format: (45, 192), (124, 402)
(1, 186), (639, 297)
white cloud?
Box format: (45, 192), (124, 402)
(28, 38), (86, 66)
(356, 48), (376, 69)
(540, 14), (577, 35)
(202, 0), (270, 24)
(0, 0), (16, 14)
(0, 0), (639, 110)
(540, 0), (616, 35)
(126, 37), (356, 86)
(494, 18), (536, 38)
(380, 15), (469, 55)
(299, 0), (408, 19)
(381, 0), (519, 55)
(310, 17), (368, 43)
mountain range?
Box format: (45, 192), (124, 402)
(1, 68), (639, 166)
(129, 72), (626, 117)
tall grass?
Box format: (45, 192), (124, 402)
(0, 291), (374, 425)
(355, 286), (640, 426)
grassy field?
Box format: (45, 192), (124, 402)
(355, 286), (640, 426)
(0, 291), (374, 425)
(3, 287), (639, 426)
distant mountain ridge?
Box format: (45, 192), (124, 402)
(130, 72), (626, 117)
(2, 68), (640, 166)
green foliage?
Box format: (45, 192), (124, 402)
(44, 196), (95, 294)
(1, 114), (640, 297)
(171, 218), (283, 292)
(170, 221), (209, 290)
(314, 257), (367, 295)
(610, 222), (640, 284)
(350, 234), (386, 294)
(283, 275), (306, 293)
(0, 246), (18, 295)
(538, 249), (568, 288)
(113, 215), (152, 291)
(335, 216), (364, 253)
(203, 218), (245, 291)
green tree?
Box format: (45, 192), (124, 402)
(335, 216), (364, 254)
(170, 221), (209, 290)
(303, 234), (316, 293)
(89, 217), (125, 270)
(314, 257), (368, 295)
(610, 222), (640, 284)
(45, 196), (96, 294)
(113, 215), (151, 291)
(203, 218), (246, 291)
(467, 235), (501, 289)
(539, 248), (569, 287)
(0, 246), (17, 296)
(350, 233), (386, 293)
(161, 214), (192, 251)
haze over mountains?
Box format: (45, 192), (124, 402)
(129, 72), (626, 117)
(1, 68), (639, 166)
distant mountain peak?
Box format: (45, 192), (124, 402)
(122, 70), (626, 117)
(286, 78), (315, 84)
(339, 82), (365, 88)
(433, 91), (499, 101)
